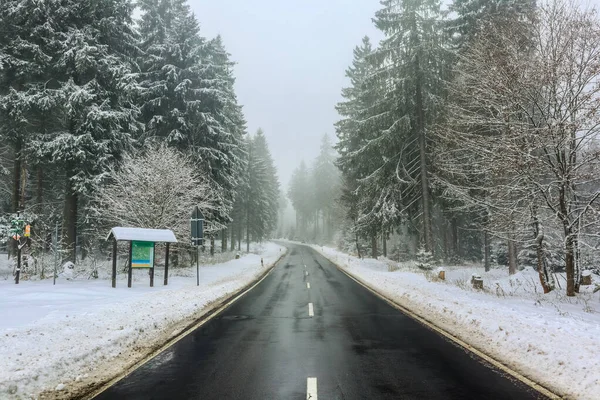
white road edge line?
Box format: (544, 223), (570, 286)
(307, 282), (310, 289)
(306, 377), (317, 400)
(308, 303), (314, 317)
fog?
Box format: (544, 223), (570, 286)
(187, 1), (383, 187)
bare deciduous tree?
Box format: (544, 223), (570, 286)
(91, 145), (220, 242)
(436, 0), (600, 296)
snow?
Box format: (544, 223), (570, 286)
(0, 242), (286, 399)
(313, 245), (600, 400)
(108, 227), (178, 243)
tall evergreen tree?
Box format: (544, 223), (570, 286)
(138, 4), (245, 225)
(335, 36), (388, 248)
(369, 0), (446, 253)
(288, 161), (312, 238)
(2, 0), (142, 261)
(312, 134), (340, 240)
(253, 129), (280, 236)
(448, 0), (537, 50)
(0, 0), (62, 218)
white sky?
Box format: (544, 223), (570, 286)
(188, 1), (383, 188)
(187, 0), (600, 188)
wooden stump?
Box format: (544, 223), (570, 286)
(473, 276), (483, 290)
(582, 270), (592, 286)
(438, 269), (446, 281)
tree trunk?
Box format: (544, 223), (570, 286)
(230, 223), (235, 251)
(371, 235), (377, 259)
(354, 220), (362, 259)
(414, 46), (433, 254)
(246, 200), (250, 252)
(443, 221), (450, 262)
(452, 218), (459, 258)
(20, 161), (27, 210)
(210, 236), (215, 256)
(382, 231), (387, 258)
(532, 206), (554, 293)
(36, 166), (43, 211)
(507, 239), (517, 275)
(484, 230), (490, 272)
(62, 174), (78, 263)
(12, 138), (22, 213)
(565, 234), (576, 296)
(221, 229), (227, 252)
(536, 236), (554, 294)
(9, 139), (23, 259)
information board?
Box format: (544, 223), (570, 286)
(132, 241), (154, 268)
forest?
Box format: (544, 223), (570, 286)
(0, 0), (280, 268)
(287, 0), (600, 297)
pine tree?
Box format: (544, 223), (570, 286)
(27, 0), (141, 261)
(371, 0), (446, 254)
(335, 36), (387, 247)
(137, 0), (203, 144)
(288, 161), (312, 238)
(448, 0), (537, 50)
(0, 0), (61, 218)
(312, 134), (340, 241)
(252, 129), (280, 236)
(193, 36), (246, 225)
(138, 4), (245, 225)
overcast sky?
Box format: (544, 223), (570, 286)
(187, 1), (383, 188)
(187, 0), (599, 189)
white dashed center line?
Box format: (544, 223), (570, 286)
(306, 377), (317, 399)
(307, 282), (310, 289)
(305, 271), (309, 276)
(308, 303), (314, 317)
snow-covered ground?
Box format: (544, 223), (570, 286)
(313, 245), (600, 400)
(0, 242), (286, 400)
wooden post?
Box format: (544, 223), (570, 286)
(164, 242), (170, 286)
(150, 243), (155, 287)
(581, 270), (592, 286)
(15, 245), (21, 284)
(127, 241), (133, 288)
(111, 238), (117, 288)
(438, 268), (445, 281)
(473, 275), (483, 290)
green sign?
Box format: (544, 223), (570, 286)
(132, 241), (155, 269)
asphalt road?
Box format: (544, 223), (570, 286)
(94, 243), (546, 400)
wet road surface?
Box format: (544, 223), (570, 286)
(94, 243), (546, 399)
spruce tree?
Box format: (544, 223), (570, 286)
(28, 0), (141, 261)
(312, 134), (340, 240)
(370, 0), (446, 253)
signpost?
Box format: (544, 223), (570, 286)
(191, 207), (205, 287)
(10, 213), (30, 284)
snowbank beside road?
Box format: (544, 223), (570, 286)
(314, 245), (600, 400)
(0, 242), (286, 400)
